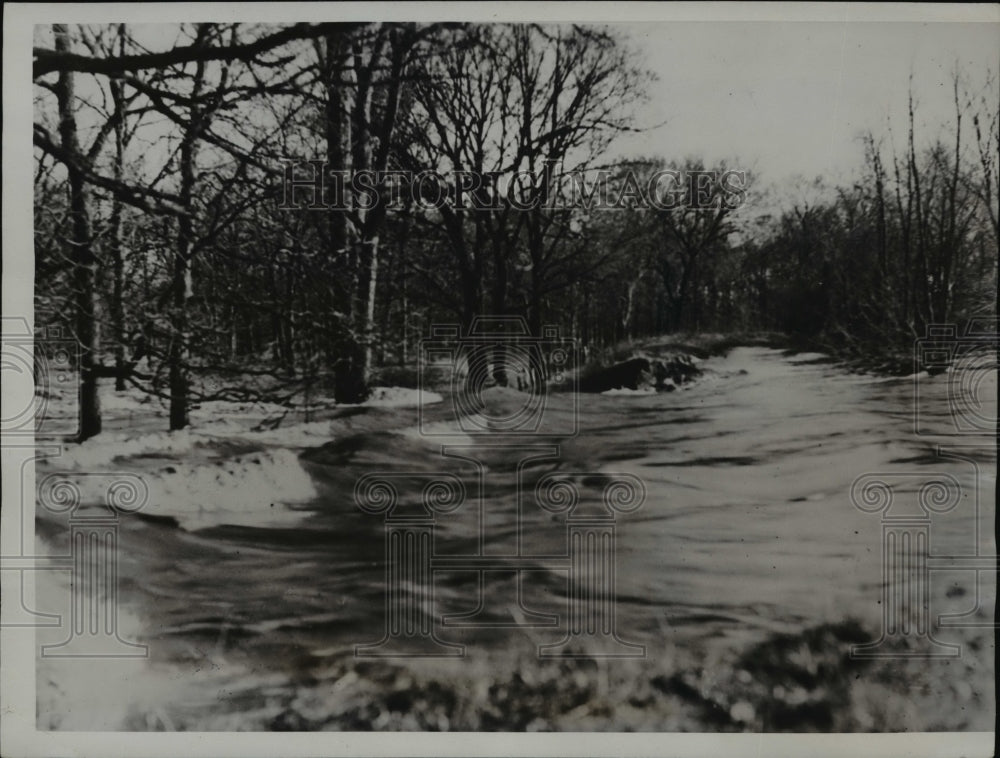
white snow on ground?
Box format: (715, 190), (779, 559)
(783, 351), (829, 363)
(601, 387), (657, 396)
(36, 384), (443, 531)
(152, 448), (318, 531)
(362, 386), (443, 407)
(41, 440), (320, 531)
(57, 428), (201, 469)
(56, 382), (440, 422)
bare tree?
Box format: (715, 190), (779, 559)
(51, 24), (101, 440)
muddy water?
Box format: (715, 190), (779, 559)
(35, 346), (997, 730)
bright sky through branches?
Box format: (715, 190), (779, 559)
(616, 21), (999, 192)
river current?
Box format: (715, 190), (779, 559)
(35, 345), (997, 731)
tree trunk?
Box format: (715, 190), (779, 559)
(358, 235), (379, 379)
(54, 24), (101, 441)
(109, 31), (128, 391)
(336, 26), (410, 402)
(168, 145), (194, 431)
(168, 36), (208, 430)
(168, 243), (192, 431)
(324, 30), (365, 402)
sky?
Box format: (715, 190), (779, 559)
(615, 21), (999, 197)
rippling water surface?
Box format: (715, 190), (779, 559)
(36, 346), (996, 731)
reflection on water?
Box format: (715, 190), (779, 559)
(35, 347), (996, 730)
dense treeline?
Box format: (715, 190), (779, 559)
(746, 86), (999, 364)
(33, 22), (998, 440)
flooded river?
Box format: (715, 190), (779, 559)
(36, 345), (996, 731)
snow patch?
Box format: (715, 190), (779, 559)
(147, 447), (317, 530)
(361, 386), (443, 408)
(36, 384), (440, 531)
(60, 429), (204, 469)
(45, 447), (317, 531)
(601, 387), (656, 396)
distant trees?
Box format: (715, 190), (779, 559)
(647, 159), (748, 332)
(744, 75), (998, 363)
(545, 67), (998, 360)
(565, 158), (752, 341)
(395, 24), (651, 384)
